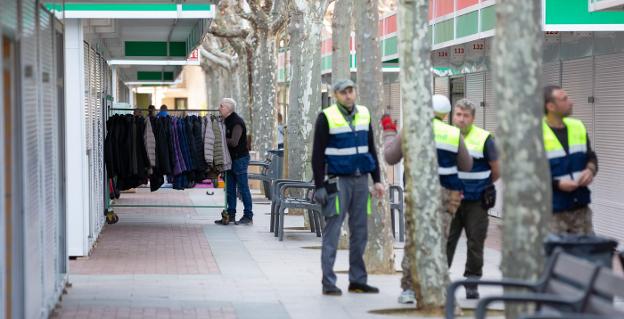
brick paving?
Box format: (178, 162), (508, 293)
(53, 304), (237, 319)
(71, 189), (220, 275)
(70, 223), (219, 275)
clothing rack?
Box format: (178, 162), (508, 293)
(108, 107), (220, 112)
(105, 105), (227, 210)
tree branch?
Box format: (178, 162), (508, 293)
(207, 23), (249, 38)
(200, 46), (233, 70)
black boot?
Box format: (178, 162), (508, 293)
(348, 282), (379, 294)
(215, 211), (236, 225)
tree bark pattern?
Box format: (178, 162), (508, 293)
(398, 0), (450, 309)
(287, 1), (329, 183)
(493, 1), (549, 317)
(356, 0), (395, 275)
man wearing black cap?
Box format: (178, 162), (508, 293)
(312, 79), (385, 296)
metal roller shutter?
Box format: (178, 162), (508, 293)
(87, 48), (96, 241)
(383, 82), (390, 115)
(562, 57), (594, 140)
(1, 0), (18, 33)
(465, 72), (485, 129)
(543, 61), (561, 87)
(434, 76), (449, 98)
(94, 56), (104, 237)
(484, 71), (497, 133)
(38, 9), (61, 310)
(591, 53), (624, 242)
(390, 82), (401, 123)
(20, 1), (45, 318)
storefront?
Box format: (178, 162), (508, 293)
(432, 0), (624, 240)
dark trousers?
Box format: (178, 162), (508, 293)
(446, 199), (489, 278)
(225, 155), (253, 219)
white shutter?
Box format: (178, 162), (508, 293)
(543, 62), (561, 87)
(39, 9), (61, 310)
(590, 53), (624, 242)
(1, 0), (18, 33)
(484, 71), (498, 133)
(21, 1), (45, 318)
(465, 72), (485, 129)
(434, 76), (449, 98)
(390, 82), (401, 123)
(562, 57), (594, 140)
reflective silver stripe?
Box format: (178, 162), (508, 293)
(553, 174), (572, 181)
(468, 149), (485, 159)
(572, 171), (583, 181)
(325, 146), (369, 156)
(436, 142), (458, 153)
(459, 170), (491, 180)
(569, 144), (587, 154)
(328, 125), (369, 135)
(325, 147), (357, 156)
(546, 149), (566, 159)
(329, 126), (352, 134)
(438, 166), (458, 175)
(553, 171), (584, 181)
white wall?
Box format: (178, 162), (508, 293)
(64, 19), (90, 256)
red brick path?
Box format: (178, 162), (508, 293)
(70, 224), (218, 275)
(53, 304), (237, 319)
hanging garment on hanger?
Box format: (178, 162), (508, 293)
(219, 118), (232, 171)
(212, 116), (225, 170)
(204, 116), (215, 165)
(144, 115), (156, 169)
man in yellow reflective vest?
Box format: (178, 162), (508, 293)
(312, 79), (385, 296)
(447, 98), (500, 299)
(383, 94), (472, 304)
(543, 85), (598, 235)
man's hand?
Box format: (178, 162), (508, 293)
(446, 190), (462, 215)
(372, 183), (385, 199)
(313, 187), (328, 205)
(559, 179), (579, 192)
(576, 168), (594, 187)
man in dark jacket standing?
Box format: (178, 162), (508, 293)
(312, 79), (385, 296)
(215, 98), (254, 225)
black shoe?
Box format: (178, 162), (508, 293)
(465, 286), (479, 299)
(348, 282), (379, 294)
(215, 211), (235, 225)
(322, 285), (342, 296)
(237, 216), (253, 225)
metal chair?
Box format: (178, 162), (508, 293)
(389, 184), (404, 242)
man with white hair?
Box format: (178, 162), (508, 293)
(215, 98), (254, 225)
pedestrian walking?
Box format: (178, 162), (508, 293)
(446, 98), (500, 299)
(214, 98), (254, 226)
(312, 79), (385, 296)
(543, 85), (598, 234)
(383, 94), (472, 304)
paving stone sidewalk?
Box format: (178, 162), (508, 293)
(54, 188), (505, 319)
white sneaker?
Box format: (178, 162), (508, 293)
(398, 289), (416, 304)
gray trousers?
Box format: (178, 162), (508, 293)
(321, 175), (369, 287)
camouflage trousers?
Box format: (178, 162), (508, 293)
(549, 206), (594, 235)
(400, 188), (458, 291)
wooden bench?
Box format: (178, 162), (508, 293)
(445, 250), (600, 319)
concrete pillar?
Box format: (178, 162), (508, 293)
(64, 19), (90, 256)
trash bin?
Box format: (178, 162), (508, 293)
(544, 234), (618, 268)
